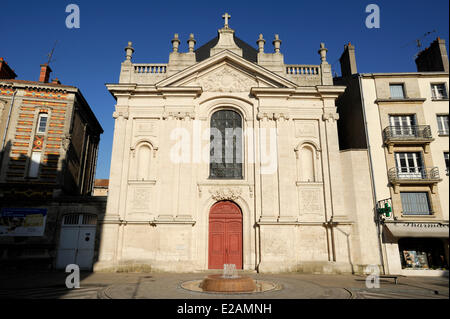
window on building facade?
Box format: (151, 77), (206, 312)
(395, 152), (424, 178)
(437, 115), (449, 135)
(390, 84), (405, 99)
(431, 83), (448, 100)
(28, 151), (42, 178)
(209, 110), (243, 179)
(400, 192), (432, 215)
(37, 113), (48, 134)
(444, 152), (449, 176)
(389, 114), (416, 136)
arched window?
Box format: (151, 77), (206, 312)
(210, 110), (243, 179)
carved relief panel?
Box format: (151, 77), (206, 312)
(126, 183), (157, 220)
(191, 65), (257, 92)
(294, 120), (319, 140)
(133, 119), (159, 138)
(297, 185), (325, 222)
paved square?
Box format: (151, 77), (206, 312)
(0, 271), (448, 299)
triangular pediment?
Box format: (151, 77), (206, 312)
(156, 50), (297, 91)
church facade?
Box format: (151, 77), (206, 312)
(95, 15), (381, 273)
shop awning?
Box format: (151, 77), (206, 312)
(385, 222), (449, 238)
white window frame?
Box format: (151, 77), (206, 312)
(37, 113), (48, 134)
(395, 152), (423, 179)
(431, 83), (448, 100)
(437, 115), (449, 135)
(389, 114), (416, 137)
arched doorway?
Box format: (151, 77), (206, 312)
(208, 201), (243, 269)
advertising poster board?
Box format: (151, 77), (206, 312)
(0, 208), (47, 236)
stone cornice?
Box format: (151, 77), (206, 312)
(360, 72), (449, 78)
(316, 85), (346, 99)
(250, 87), (295, 98)
(375, 98), (426, 104)
(106, 83), (202, 98)
(157, 86), (203, 98)
(0, 81), (76, 93)
(251, 86), (346, 99)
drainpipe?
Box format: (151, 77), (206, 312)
(0, 89), (17, 168)
(358, 75), (386, 275)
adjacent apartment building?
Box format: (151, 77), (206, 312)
(335, 38), (449, 276)
(0, 58), (104, 270)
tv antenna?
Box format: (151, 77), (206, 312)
(46, 40), (58, 65)
(401, 30), (436, 55)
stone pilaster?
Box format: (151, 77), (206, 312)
(322, 106), (348, 221)
(156, 112), (180, 220)
(176, 114), (195, 221)
(105, 109), (129, 220)
(257, 112), (279, 222)
(274, 113), (297, 222)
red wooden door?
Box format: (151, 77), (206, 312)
(208, 201), (242, 269)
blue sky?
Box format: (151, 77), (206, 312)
(2, 0), (448, 179)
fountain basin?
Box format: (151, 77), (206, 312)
(200, 274), (257, 293)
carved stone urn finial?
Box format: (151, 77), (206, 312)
(273, 34), (282, 53)
(172, 34), (181, 52)
(187, 33), (196, 52)
(318, 42), (328, 63)
(257, 34), (265, 53)
(125, 41), (134, 62)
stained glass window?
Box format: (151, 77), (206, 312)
(210, 110), (243, 179)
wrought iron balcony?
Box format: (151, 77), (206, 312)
(388, 167), (441, 183)
(383, 126), (434, 153)
(383, 125), (433, 142)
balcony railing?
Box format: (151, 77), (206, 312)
(388, 167), (441, 183)
(383, 125), (433, 142)
(286, 65), (320, 75)
(134, 63), (167, 74)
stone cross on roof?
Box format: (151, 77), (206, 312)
(222, 12), (231, 28)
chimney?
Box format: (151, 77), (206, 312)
(51, 78), (61, 84)
(39, 64), (52, 83)
(0, 58), (17, 79)
(415, 37), (449, 72)
(339, 43), (358, 77)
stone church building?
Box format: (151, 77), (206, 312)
(96, 14), (381, 273)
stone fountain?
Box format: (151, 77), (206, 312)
(200, 264), (257, 293)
